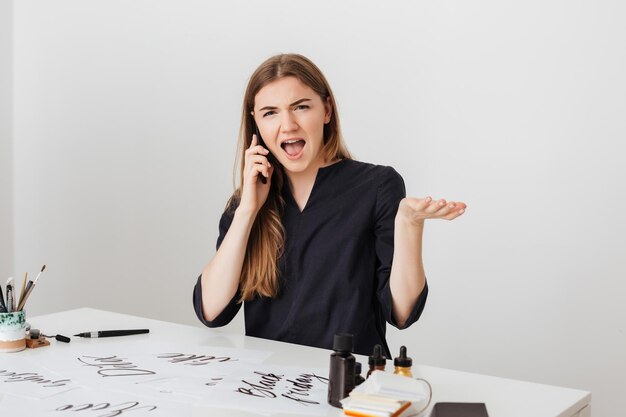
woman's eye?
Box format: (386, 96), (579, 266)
(262, 110), (276, 117)
(295, 105), (309, 110)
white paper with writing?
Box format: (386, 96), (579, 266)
(2, 344), (332, 416)
(31, 341), (273, 390)
(0, 356), (81, 400)
(0, 386), (192, 416)
(196, 365), (332, 416)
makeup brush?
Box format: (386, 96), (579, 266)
(20, 265), (45, 305)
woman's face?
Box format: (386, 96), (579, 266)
(253, 76), (332, 177)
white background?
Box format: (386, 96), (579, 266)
(1, 1), (625, 416)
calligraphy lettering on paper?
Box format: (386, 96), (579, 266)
(77, 355), (156, 378)
(205, 377), (224, 387)
(237, 371), (283, 398)
(236, 371), (329, 406)
(0, 369), (71, 388)
(281, 373), (329, 405)
(156, 352), (236, 365)
(55, 401), (157, 417)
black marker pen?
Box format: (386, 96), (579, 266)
(74, 329), (149, 338)
(5, 278), (15, 313)
(0, 285), (7, 313)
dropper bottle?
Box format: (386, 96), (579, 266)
(367, 344), (386, 378)
(393, 345), (413, 378)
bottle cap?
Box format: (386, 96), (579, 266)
(332, 333), (353, 352)
(368, 344), (387, 366)
(394, 345), (412, 367)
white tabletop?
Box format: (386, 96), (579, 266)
(2, 308), (590, 417)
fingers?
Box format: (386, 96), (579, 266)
(246, 135), (269, 158)
(404, 197), (448, 215)
(251, 162), (271, 181)
(425, 198), (447, 215)
(248, 154), (271, 166)
(247, 155), (271, 181)
(404, 197), (467, 220)
(428, 198), (466, 219)
(245, 134), (272, 181)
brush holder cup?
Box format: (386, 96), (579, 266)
(0, 311), (27, 353)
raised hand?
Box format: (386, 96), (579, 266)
(397, 197), (467, 226)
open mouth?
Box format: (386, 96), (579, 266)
(280, 139), (306, 159)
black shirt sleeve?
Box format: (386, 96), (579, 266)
(374, 167), (428, 329)
(192, 198), (242, 327)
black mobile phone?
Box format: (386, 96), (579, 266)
(430, 402), (489, 417)
(253, 123), (275, 184)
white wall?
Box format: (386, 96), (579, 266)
(7, 1), (626, 415)
(0, 0), (13, 280)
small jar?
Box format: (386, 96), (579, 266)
(0, 311), (27, 353)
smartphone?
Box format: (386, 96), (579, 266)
(253, 123), (276, 184)
(430, 402), (489, 417)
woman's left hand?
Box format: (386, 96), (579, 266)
(397, 197), (467, 226)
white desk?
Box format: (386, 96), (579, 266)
(0, 309), (590, 417)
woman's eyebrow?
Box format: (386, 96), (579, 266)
(258, 98), (312, 112)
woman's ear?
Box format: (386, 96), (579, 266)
(324, 97), (332, 124)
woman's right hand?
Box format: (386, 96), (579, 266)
(238, 134), (274, 214)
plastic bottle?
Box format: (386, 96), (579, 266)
(327, 333), (356, 408)
(367, 344), (387, 378)
(393, 345), (413, 378)
(354, 362), (365, 386)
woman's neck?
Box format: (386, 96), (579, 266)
(286, 167), (319, 212)
(285, 157), (341, 212)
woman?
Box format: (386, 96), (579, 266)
(193, 53), (466, 357)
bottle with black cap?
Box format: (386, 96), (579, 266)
(354, 362), (365, 386)
(327, 333), (356, 408)
(367, 344), (387, 378)
(393, 345), (413, 378)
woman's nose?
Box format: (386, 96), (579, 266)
(280, 112), (299, 132)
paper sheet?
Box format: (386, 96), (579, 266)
(0, 355), (81, 400)
(195, 365), (333, 416)
(30, 341), (272, 389)
(1, 341), (332, 416)
(0, 386), (193, 416)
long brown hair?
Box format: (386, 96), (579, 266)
(230, 53), (351, 302)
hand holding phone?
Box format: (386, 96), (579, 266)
(239, 131), (274, 214)
(253, 123), (273, 184)
(248, 133), (272, 184)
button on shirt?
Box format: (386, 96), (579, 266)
(193, 159), (428, 357)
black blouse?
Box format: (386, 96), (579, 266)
(193, 159), (428, 357)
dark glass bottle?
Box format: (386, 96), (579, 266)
(367, 344), (387, 378)
(327, 333), (356, 408)
(393, 345), (413, 378)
